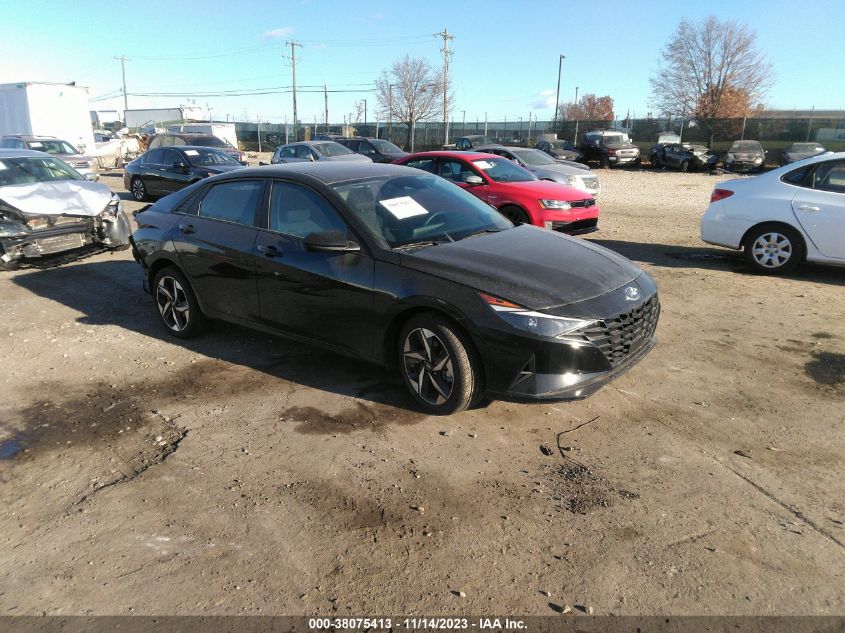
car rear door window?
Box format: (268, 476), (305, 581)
(162, 149), (182, 168)
(404, 158), (436, 173)
(199, 180), (264, 226)
(268, 182), (347, 238)
(813, 161), (845, 194)
(145, 149), (165, 165)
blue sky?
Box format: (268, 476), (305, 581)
(2, 0), (844, 124)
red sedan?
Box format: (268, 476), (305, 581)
(394, 151), (599, 234)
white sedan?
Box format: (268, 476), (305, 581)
(701, 152), (845, 274)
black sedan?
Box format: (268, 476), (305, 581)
(653, 143), (718, 172)
(123, 146), (244, 201)
(130, 163), (659, 414)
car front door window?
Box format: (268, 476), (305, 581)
(268, 182), (348, 238)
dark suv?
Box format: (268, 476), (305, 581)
(146, 133), (245, 164)
(580, 130), (641, 168)
(335, 137), (408, 163)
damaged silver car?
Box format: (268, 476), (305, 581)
(0, 149), (130, 269)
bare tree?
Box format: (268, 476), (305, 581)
(352, 100), (366, 124)
(375, 55), (445, 147)
(650, 16), (773, 123)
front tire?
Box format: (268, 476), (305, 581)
(680, 160), (690, 173)
(744, 225), (804, 275)
(152, 267), (205, 337)
(500, 205), (531, 226)
(398, 314), (479, 415)
(131, 177), (149, 201)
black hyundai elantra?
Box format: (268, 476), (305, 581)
(130, 163), (659, 414)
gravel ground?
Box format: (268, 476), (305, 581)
(0, 166), (843, 617)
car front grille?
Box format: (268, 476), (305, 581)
(578, 295), (660, 367)
(569, 198), (596, 208)
(549, 217), (598, 234)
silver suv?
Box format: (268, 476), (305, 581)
(0, 136), (99, 180)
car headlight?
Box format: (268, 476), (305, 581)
(26, 216), (51, 230)
(538, 199), (572, 210)
(480, 292), (593, 338)
(753, 157), (763, 164)
(103, 194), (121, 218)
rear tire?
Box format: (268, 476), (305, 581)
(743, 224), (804, 275)
(500, 205), (531, 226)
(600, 154), (610, 169)
(680, 160), (689, 173)
(131, 177), (149, 202)
(152, 267), (205, 338)
(398, 314), (479, 415)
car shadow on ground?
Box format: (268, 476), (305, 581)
(10, 259), (417, 413)
(588, 239), (845, 287)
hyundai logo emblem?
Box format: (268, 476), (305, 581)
(624, 286), (641, 301)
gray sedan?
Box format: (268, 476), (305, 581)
(270, 141), (372, 164)
(477, 146), (600, 197)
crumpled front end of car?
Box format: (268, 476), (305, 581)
(0, 194), (130, 266)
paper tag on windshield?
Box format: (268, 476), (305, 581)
(379, 196), (429, 219)
(474, 160), (493, 170)
(184, 150), (199, 156)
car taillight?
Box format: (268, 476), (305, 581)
(710, 189), (734, 202)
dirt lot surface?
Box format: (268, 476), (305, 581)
(1, 168), (843, 616)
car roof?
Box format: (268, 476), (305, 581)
(0, 148), (55, 158)
(151, 145), (229, 152)
(476, 145), (537, 153)
(404, 151), (495, 160)
(2, 135), (60, 141)
(216, 161), (415, 185)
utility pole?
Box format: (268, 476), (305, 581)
(461, 110), (465, 137)
(387, 83), (394, 143)
(434, 28), (455, 146)
(553, 54), (564, 134)
(285, 40), (303, 141)
(364, 99), (367, 129)
(573, 86), (580, 143)
(484, 112), (488, 136)
(257, 118), (262, 152)
(324, 84), (329, 133)
(114, 56), (130, 113)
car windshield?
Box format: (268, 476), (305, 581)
(313, 142), (354, 157)
(787, 143), (823, 152)
(472, 157), (535, 183)
(183, 148), (239, 166)
(370, 139), (403, 154)
(549, 141), (570, 149)
(0, 156), (83, 186)
(27, 139), (79, 155)
(511, 149), (556, 166)
(730, 141), (762, 152)
(331, 173), (512, 249)
(466, 136), (494, 146)
(602, 134), (628, 145)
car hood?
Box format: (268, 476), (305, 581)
(785, 151), (822, 160)
(325, 154), (373, 162)
(531, 162), (590, 177)
(205, 164), (245, 174)
(400, 225), (641, 309)
(489, 178), (590, 200)
(0, 179), (112, 217)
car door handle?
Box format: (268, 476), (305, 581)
(178, 223), (196, 234)
(257, 244), (281, 257)
(798, 205), (820, 212)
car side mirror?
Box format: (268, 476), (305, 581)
(303, 229), (360, 253)
(83, 173), (98, 181)
(463, 175), (484, 186)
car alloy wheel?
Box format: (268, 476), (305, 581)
(744, 225), (804, 275)
(398, 314), (478, 414)
(156, 275), (191, 332)
(501, 205), (530, 226)
(403, 328), (455, 406)
(131, 177), (147, 201)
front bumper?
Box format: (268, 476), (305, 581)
(0, 211), (131, 264)
(479, 282), (660, 401)
(609, 153), (640, 165)
(725, 160), (762, 173)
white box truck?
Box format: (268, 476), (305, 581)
(0, 81), (96, 152)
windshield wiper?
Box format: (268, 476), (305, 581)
(461, 228), (503, 240)
(393, 240), (444, 251)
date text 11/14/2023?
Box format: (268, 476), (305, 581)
(308, 617), (527, 630)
